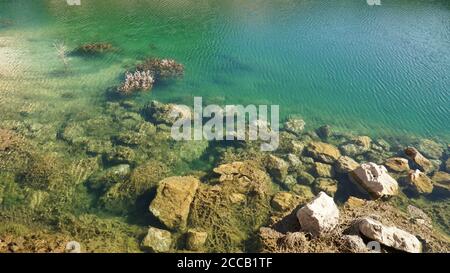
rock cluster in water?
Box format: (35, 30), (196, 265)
(116, 58), (184, 96)
(0, 93), (449, 253)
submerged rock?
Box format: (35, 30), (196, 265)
(405, 170), (433, 194)
(141, 227), (172, 253)
(384, 157), (410, 173)
(306, 141), (341, 164)
(283, 118), (305, 135)
(445, 159), (450, 172)
(350, 162), (398, 199)
(335, 156), (359, 173)
(74, 43), (113, 55)
(135, 58), (184, 80)
(316, 125), (332, 140)
(417, 139), (444, 160)
(313, 162), (334, 178)
(265, 154), (289, 182)
(313, 178), (338, 197)
(404, 147), (434, 173)
(271, 192), (295, 212)
(143, 100), (191, 125)
(296, 192), (339, 237)
(357, 217), (422, 253)
(431, 171), (450, 194)
(296, 171), (315, 185)
(104, 146), (135, 164)
(149, 176), (200, 230)
(118, 70), (155, 95)
(88, 164), (130, 191)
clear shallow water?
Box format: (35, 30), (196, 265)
(0, 0), (449, 139)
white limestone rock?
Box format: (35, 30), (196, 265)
(357, 217), (422, 253)
(296, 192), (339, 237)
(350, 162), (398, 199)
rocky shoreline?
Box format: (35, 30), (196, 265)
(0, 96), (449, 253)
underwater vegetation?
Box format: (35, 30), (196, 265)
(1, 95), (449, 253)
(73, 43), (114, 56)
(116, 58), (184, 96)
(0, 37), (449, 253)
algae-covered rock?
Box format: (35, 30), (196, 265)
(20, 153), (69, 191)
(189, 161), (272, 252)
(141, 227), (172, 253)
(283, 118), (305, 136)
(74, 43), (113, 55)
(306, 142), (341, 164)
(142, 100), (191, 125)
(417, 139), (444, 160)
(271, 192), (295, 212)
(313, 178), (338, 197)
(186, 230), (208, 251)
(296, 171), (315, 185)
(313, 162), (334, 178)
(104, 146), (136, 164)
(100, 161), (169, 214)
(405, 170), (433, 194)
(431, 171), (450, 195)
(0, 129), (32, 173)
(265, 154), (289, 181)
(135, 58), (184, 80)
(149, 176), (200, 230)
(316, 125), (332, 140)
(384, 157), (410, 173)
(335, 156), (359, 173)
(88, 164), (130, 191)
(128, 160), (170, 194)
(404, 147), (434, 173)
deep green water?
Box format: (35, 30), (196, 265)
(0, 0), (449, 140)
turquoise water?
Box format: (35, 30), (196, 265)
(0, 0), (449, 139)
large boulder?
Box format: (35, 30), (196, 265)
(404, 147), (434, 173)
(296, 192), (339, 237)
(149, 176), (200, 230)
(349, 163), (398, 199)
(357, 217), (422, 253)
(384, 157), (410, 173)
(141, 227), (172, 253)
(335, 156), (359, 173)
(406, 170), (433, 194)
(306, 142), (341, 164)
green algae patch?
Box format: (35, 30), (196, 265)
(188, 161), (273, 252)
